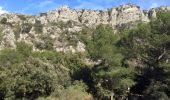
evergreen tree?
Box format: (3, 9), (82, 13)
(87, 24), (135, 99)
(119, 11), (170, 99)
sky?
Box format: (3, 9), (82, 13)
(0, 0), (169, 15)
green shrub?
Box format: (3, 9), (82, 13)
(0, 45), (70, 99)
(32, 50), (62, 64)
(0, 58), (60, 99)
(0, 18), (7, 24)
(46, 80), (93, 100)
(34, 20), (43, 33)
(13, 22), (32, 39)
(40, 13), (47, 17)
(0, 28), (3, 42)
(35, 35), (54, 50)
(13, 24), (21, 39)
(22, 23), (32, 33)
(16, 41), (33, 57)
(17, 15), (26, 20)
(0, 49), (23, 67)
(50, 20), (74, 29)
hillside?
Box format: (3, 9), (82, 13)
(0, 4), (170, 52)
(0, 4), (170, 100)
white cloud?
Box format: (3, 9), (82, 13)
(75, 0), (105, 10)
(38, 0), (54, 8)
(150, 2), (158, 8)
(21, 0), (54, 14)
(0, 6), (8, 14)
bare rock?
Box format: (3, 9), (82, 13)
(0, 26), (16, 49)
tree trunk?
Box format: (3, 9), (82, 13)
(111, 92), (114, 100)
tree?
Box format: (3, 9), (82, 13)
(119, 11), (170, 99)
(0, 58), (61, 99)
(86, 24), (135, 99)
(0, 42), (70, 100)
(87, 24), (118, 62)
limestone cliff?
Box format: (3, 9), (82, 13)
(0, 4), (169, 52)
(38, 4), (150, 29)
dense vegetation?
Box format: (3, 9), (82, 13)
(0, 11), (170, 100)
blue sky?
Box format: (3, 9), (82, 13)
(0, 0), (169, 14)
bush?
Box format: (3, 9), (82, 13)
(35, 35), (54, 50)
(0, 58), (60, 99)
(32, 50), (62, 64)
(50, 20), (74, 29)
(46, 81), (93, 100)
(0, 49), (23, 67)
(34, 20), (43, 33)
(17, 15), (26, 20)
(0, 18), (7, 24)
(22, 23), (32, 33)
(40, 13), (47, 17)
(0, 28), (3, 42)
(0, 42), (70, 99)
(16, 41), (33, 57)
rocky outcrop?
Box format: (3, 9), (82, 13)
(38, 4), (151, 29)
(0, 4), (170, 53)
(111, 4), (149, 28)
(37, 4), (170, 29)
(148, 6), (170, 19)
(0, 4), (169, 29)
(0, 26), (16, 50)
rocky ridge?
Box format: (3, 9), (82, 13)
(0, 4), (170, 52)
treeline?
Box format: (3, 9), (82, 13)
(0, 11), (170, 100)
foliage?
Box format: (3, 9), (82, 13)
(37, 81), (93, 100)
(151, 11), (170, 34)
(13, 22), (32, 39)
(87, 24), (118, 61)
(0, 18), (7, 24)
(16, 41), (33, 57)
(119, 11), (170, 99)
(35, 35), (54, 50)
(84, 24), (135, 99)
(32, 50), (62, 64)
(34, 20), (43, 33)
(0, 42), (70, 100)
(55, 80), (92, 100)
(21, 23), (32, 33)
(0, 49), (23, 67)
(17, 15), (26, 20)
(40, 13), (47, 17)
(0, 28), (4, 42)
(0, 11), (170, 100)
(50, 20), (75, 29)
(0, 58), (61, 99)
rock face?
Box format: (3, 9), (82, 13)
(37, 4), (170, 29)
(41, 4), (150, 29)
(111, 4), (149, 28)
(0, 26), (16, 50)
(0, 4), (169, 53)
